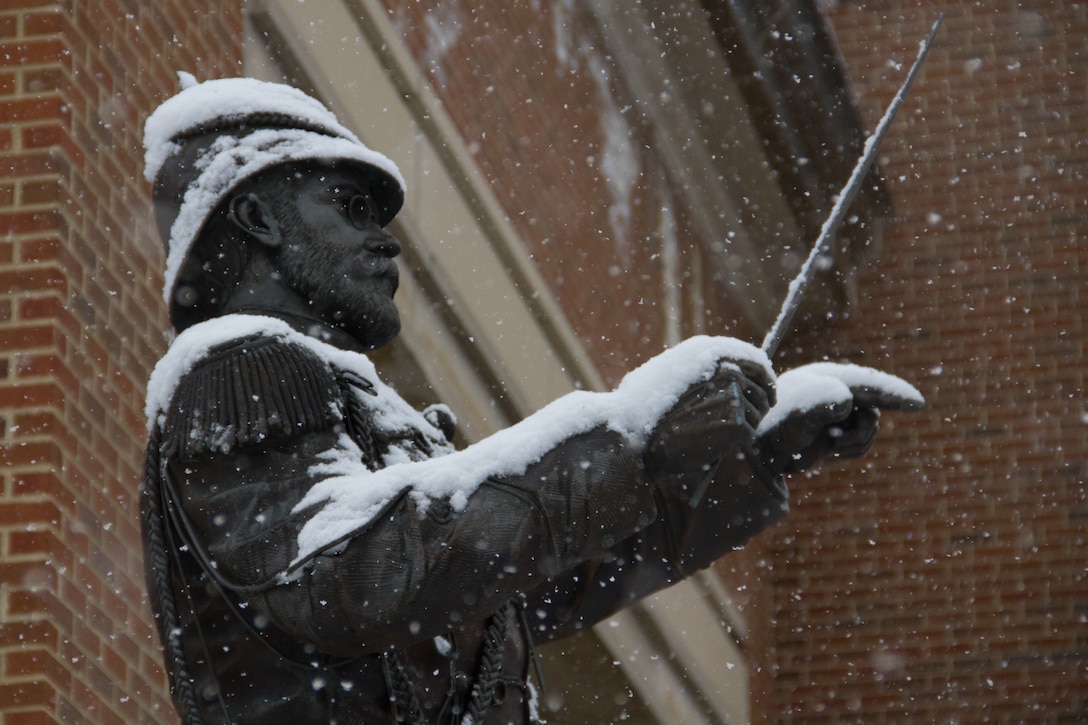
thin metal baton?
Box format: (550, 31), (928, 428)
(689, 17), (943, 509)
(761, 14), (945, 358)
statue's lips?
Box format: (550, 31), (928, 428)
(347, 254), (397, 276)
(347, 255), (399, 290)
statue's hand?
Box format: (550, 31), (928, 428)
(757, 362), (924, 475)
(644, 356), (775, 482)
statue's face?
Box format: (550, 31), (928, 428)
(272, 166), (403, 349)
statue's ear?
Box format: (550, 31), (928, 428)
(227, 192), (282, 248)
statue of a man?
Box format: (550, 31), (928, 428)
(141, 76), (921, 725)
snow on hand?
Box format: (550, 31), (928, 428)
(758, 362), (924, 434)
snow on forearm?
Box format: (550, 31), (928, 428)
(147, 319), (770, 569)
(292, 335), (771, 565)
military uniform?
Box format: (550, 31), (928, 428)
(142, 314), (787, 724)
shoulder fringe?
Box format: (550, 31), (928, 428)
(163, 335), (341, 460)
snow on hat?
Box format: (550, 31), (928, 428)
(144, 72), (406, 306)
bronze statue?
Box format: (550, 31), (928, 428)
(141, 76), (922, 725)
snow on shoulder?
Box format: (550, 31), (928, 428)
(145, 315), (325, 431)
(145, 314), (452, 446)
(290, 335), (772, 567)
(144, 315), (292, 430)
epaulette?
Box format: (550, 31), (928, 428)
(162, 335), (341, 460)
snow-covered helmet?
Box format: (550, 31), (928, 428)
(144, 72), (405, 309)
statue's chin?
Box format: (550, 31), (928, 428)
(333, 305), (400, 351)
(356, 319), (400, 351)
(291, 272), (400, 350)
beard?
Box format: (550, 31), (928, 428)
(276, 218), (401, 351)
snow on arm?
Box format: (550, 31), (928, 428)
(291, 335), (772, 565)
(147, 323), (770, 568)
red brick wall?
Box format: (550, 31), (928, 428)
(0, 2), (242, 722)
(379, 0), (763, 385)
(769, 3), (1087, 722)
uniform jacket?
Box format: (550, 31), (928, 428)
(141, 314), (787, 724)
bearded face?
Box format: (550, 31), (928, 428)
(270, 166), (403, 350)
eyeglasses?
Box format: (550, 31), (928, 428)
(346, 194), (381, 230)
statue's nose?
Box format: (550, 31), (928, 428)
(365, 231), (401, 259)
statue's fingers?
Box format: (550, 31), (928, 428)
(799, 362), (924, 412)
(738, 376), (770, 423)
(736, 358), (777, 408)
(739, 386), (767, 434)
(850, 386), (925, 412)
(688, 367), (770, 431)
(826, 408), (880, 458)
(757, 369), (852, 436)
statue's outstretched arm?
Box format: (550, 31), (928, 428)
(156, 333), (794, 656)
(167, 422), (657, 657)
(520, 359), (922, 641)
(521, 360), (787, 641)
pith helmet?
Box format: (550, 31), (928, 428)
(144, 73), (405, 308)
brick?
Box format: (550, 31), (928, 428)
(14, 279), (60, 309)
(0, 38), (65, 66)
(23, 10), (64, 37)
(0, 498), (60, 526)
(22, 64), (58, 93)
(0, 680), (55, 710)
(0, 150), (63, 177)
(0, 376), (67, 407)
(0, 95), (62, 122)
(0, 559), (57, 594)
(0, 439), (64, 471)
(17, 237), (71, 266)
(0, 622), (59, 658)
(4, 648), (72, 690)
(0, 0), (54, 8)
(0, 324), (56, 350)
(7, 528), (73, 568)
(21, 123), (68, 150)
(2, 709), (62, 725)
(0, 209), (61, 235)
